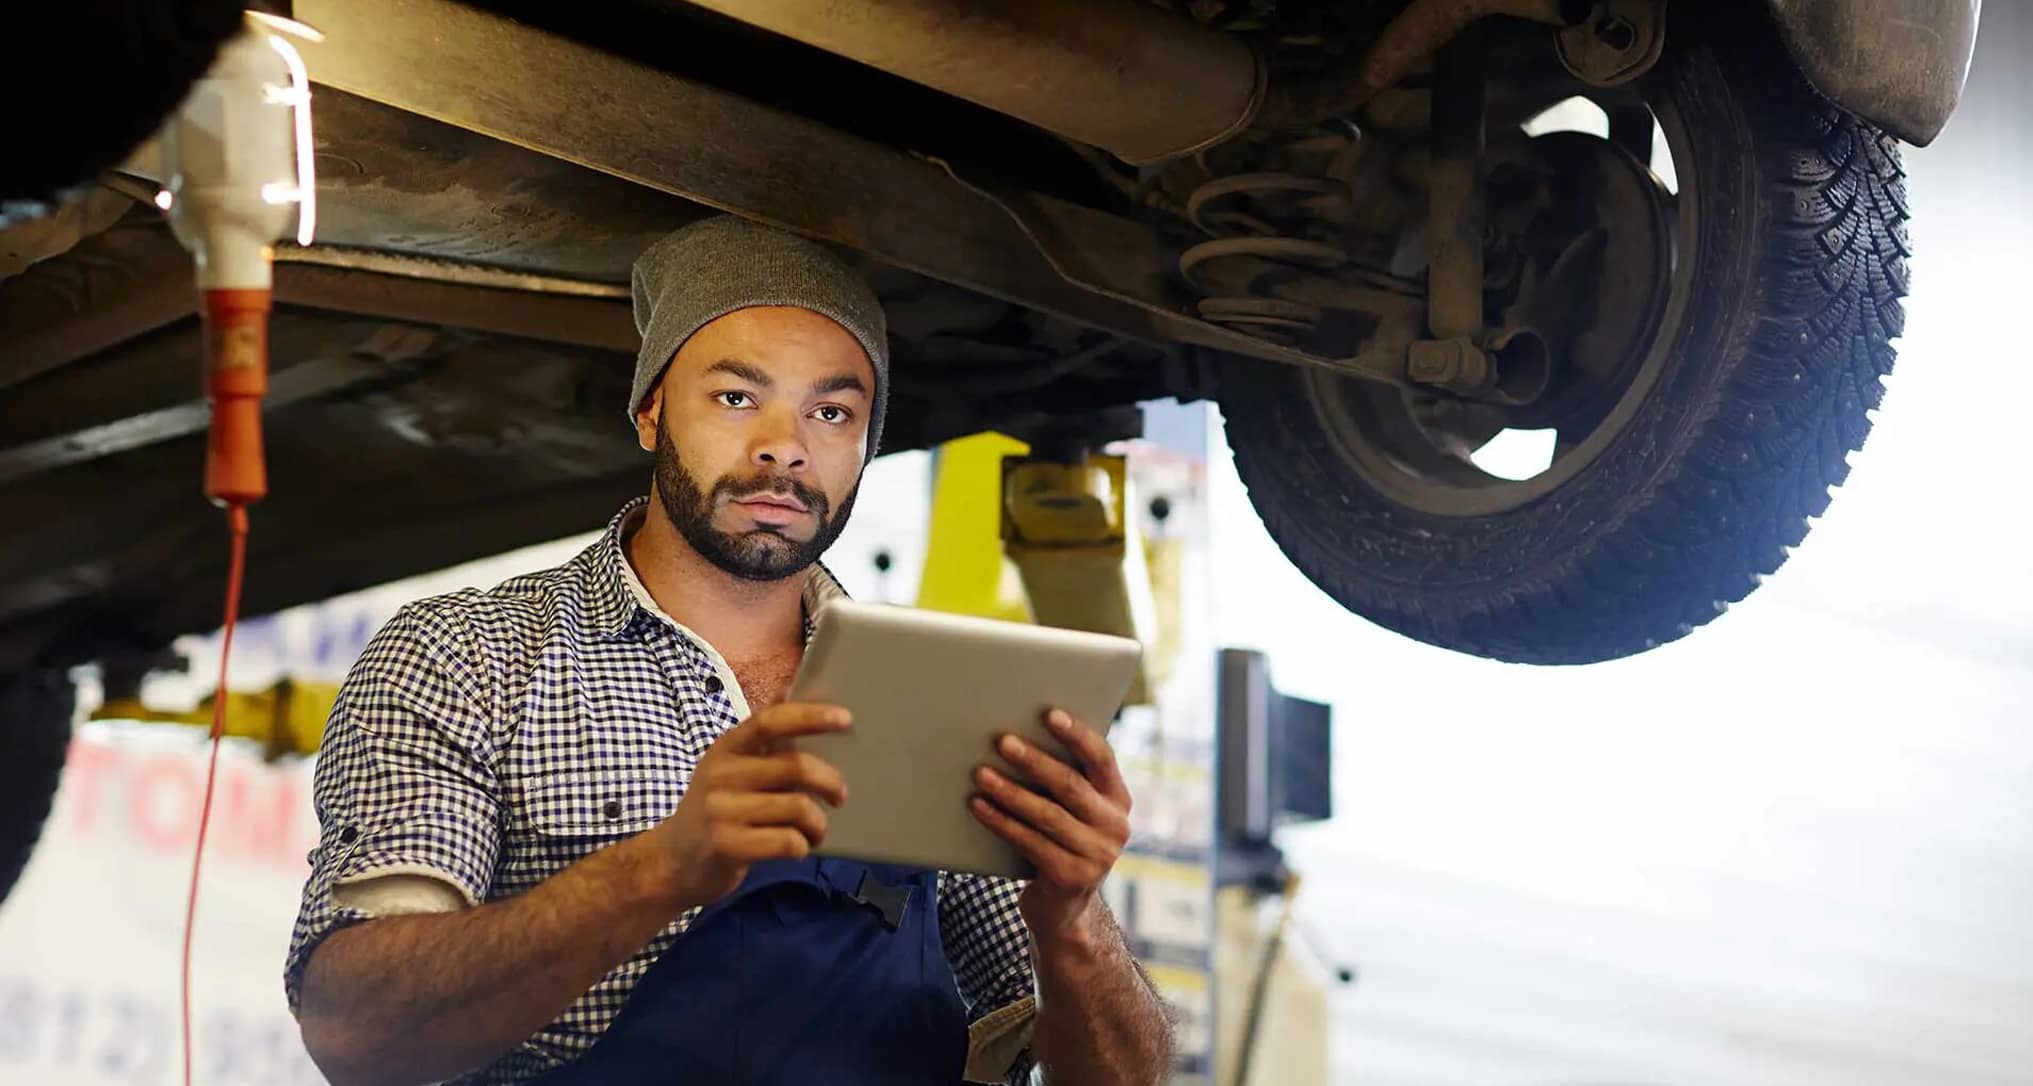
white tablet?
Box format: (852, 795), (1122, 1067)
(788, 600), (1142, 879)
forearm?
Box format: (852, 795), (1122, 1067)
(298, 830), (680, 1086)
(1031, 901), (1174, 1086)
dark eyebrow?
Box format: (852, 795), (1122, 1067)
(704, 359), (772, 386)
(811, 373), (870, 398)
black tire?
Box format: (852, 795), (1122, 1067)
(1218, 14), (1907, 664)
(0, 671), (75, 906)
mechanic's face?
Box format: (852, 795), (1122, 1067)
(637, 306), (874, 582)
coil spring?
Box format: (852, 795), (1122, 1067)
(1179, 127), (1364, 344)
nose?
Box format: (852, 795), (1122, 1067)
(749, 409), (809, 471)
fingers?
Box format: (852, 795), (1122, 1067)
(1043, 709), (1130, 809)
(703, 791), (830, 847)
(973, 711), (1131, 893)
(988, 731), (1120, 830)
(708, 704), (851, 806)
(973, 763), (1121, 860)
(722, 702), (852, 754)
(970, 796), (1106, 890)
(709, 824), (814, 865)
(715, 749), (850, 808)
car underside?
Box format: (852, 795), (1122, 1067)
(0, 0), (1977, 685)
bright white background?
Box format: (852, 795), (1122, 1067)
(1211, 11), (2033, 1084)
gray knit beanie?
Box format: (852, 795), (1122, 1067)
(629, 215), (890, 458)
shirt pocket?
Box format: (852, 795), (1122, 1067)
(504, 667), (708, 868)
(517, 724), (689, 868)
(527, 765), (680, 831)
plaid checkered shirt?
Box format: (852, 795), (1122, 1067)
(286, 497), (1037, 1084)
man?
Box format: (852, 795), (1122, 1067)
(286, 216), (1174, 1086)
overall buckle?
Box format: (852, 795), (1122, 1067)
(846, 870), (913, 930)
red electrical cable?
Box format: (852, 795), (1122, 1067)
(181, 285), (270, 1086)
(181, 503), (250, 1086)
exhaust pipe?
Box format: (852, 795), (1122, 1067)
(683, 0), (1584, 162)
(678, 0), (1265, 164)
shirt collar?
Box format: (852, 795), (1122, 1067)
(588, 496), (847, 642)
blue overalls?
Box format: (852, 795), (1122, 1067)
(540, 857), (970, 1085)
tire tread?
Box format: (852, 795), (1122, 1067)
(1220, 28), (1909, 664)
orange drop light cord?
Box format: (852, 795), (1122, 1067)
(182, 286), (271, 1086)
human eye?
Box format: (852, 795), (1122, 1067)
(811, 404), (853, 425)
(714, 390), (755, 409)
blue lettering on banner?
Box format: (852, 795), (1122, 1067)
(0, 975), (325, 1085)
(305, 610), (379, 676)
(55, 987), (88, 1066)
(0, 977), (36, 1060)
(98, 995), (167, 1079)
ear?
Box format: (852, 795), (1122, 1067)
(634, 385), (662, 453)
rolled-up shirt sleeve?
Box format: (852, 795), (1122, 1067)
(284, 600), (501, 1014)
(940, 871), (1038, 1084)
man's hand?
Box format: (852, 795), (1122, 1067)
(970, 709), (1132, 946)
(647, 702), (852, 911)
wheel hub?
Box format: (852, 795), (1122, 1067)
(1484, 129), (1675, 436)
(1305, 108), (1685, 515)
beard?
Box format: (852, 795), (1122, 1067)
(653, 412), (857, 582)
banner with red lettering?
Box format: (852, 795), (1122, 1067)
(0, 725), (325, 1085)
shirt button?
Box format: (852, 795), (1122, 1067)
(704, 675), (724, 695)
(338, 826), (359, 845)
(602, 799), (623, 821)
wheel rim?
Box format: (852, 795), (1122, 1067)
(1305, 90), (1700, 518)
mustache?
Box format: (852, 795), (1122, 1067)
(712, 473), (830, 518)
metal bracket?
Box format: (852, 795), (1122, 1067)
(1426, 24), (1488, 344)
(1557, 0), (1669, 87)
(1406, 333), (1550, 406)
